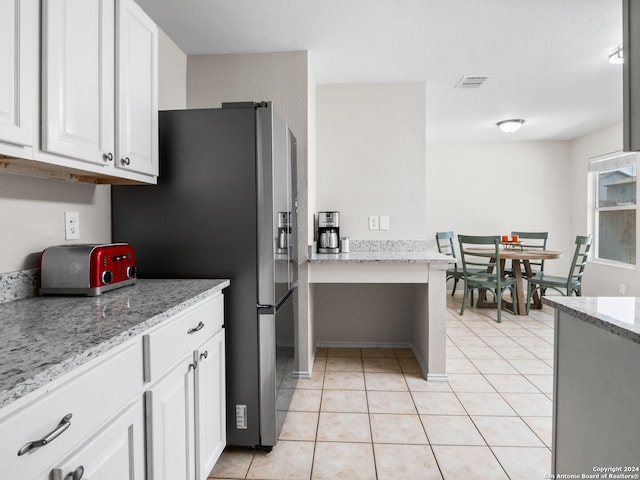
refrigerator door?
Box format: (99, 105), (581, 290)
(257, 104), (290, 307)
(258, 289), (295, 446)
(288, 128), (298, 288)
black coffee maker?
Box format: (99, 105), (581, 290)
(317, 211), (340, 253)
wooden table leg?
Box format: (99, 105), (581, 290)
(511, 259), (527, 315)
(523, 260), (542, 309)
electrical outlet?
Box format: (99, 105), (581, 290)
(65, 211), (80, 240)
(368, 216), (379, 230)
(236, 405), (247, 429)
(619, 283), (626, 295)
(379, 215), (389, 230)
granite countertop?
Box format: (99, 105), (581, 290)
(308, 250), (453, 264)
(307, 239), (453, 264)
(543, 296), (640, 344)
(0, 278), (230, 409)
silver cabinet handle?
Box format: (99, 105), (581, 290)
(121, 157), (131, 166)
(187, 321), (205, 334)
(64, 466), (84, 480)
(200, 351), (208, 360)
(18, 414), (72, 456)
(102, 152), (113, 162)
(188, 362), (198, 371)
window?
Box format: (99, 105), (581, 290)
(589, 152), (637, 265)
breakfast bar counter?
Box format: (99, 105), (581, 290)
(543, 296), (640, 474)
(308, 241), (453, 381)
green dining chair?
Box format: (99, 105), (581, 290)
(458, 235), (517, 323)
(510, 231), (549, 277)
(526, 234), (592, 312)
(435, 231), (464, 296)
(436, 231), (487, 297)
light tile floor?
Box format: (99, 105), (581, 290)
(209, 294), (555, 479)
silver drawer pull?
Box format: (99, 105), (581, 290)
(18, 414), (73, 456)
(187, 321), (205, 334)
(200, 351), (208, 360)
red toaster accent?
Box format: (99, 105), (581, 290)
(40, 243), (137, 296)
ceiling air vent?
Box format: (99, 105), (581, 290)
(455, 76), (489, 89)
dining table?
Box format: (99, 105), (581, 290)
(469, 247), (563, 315)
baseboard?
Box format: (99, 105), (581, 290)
(315, 341), (414, 349)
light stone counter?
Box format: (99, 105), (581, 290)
(543, 296), (640, 344)
(0, 278), (229, 409)
(308, 250), (452, 264)
(543, 296), (640, 474)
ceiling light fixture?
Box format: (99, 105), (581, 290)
(496, 119), (525, 133)
(609, 45), (624, 64)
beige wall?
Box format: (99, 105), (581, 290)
(158, 30), (187, 110)
(426, 140), (573, 276)
(0, 30), (187, 274)
(312, 84), (576, 351)
(316, 83), (427, 240)
(187, 51), (315, 375)
(0, 176), (111, 271)
(570, 122), (640, 296)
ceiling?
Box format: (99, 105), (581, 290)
(136, 0), (624, 142)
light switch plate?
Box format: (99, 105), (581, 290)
(368, 216), (379, 230)
(379, 216), (389, 230)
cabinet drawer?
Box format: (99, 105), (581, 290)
(0, 339), (143, 480)
(144, 293), (224, 383)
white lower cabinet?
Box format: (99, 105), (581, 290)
(146, 352), (197, 480)
(49, 399), (145, 480)
(0, 340), (143, 480)
(145, 294), (226, 480)
(0, 291), (226, 480)
(195, 329), (226, 480)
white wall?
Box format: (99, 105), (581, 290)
(187, 51), (315, 375)
(0, 30), (187, 274)
(0, 176), (111, 272)
(569, 122), (640, 296)
(316, 83), (427, 240)
(426, 141), (573, 276)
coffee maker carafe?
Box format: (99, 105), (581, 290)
(317, 211), (340, 254)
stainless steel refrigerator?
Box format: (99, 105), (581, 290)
(111, 102), (297, 449)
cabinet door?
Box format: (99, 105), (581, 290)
(117, 0), (158, 176)
(195, 330), (226, 480)
(0, 0), (36, 148)
(41, 0), (115, 164)
(49, 400), (145, 480)
(146, 354), (196, 480)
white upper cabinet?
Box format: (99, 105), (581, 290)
(40, 0), (158, 182)
(0, 0), (36, 153)
(41, 0), (115, 165)
(117, 0), (159, 176)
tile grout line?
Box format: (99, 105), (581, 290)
(450, 298), (551, 464)
(446, 297), (553, 477)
